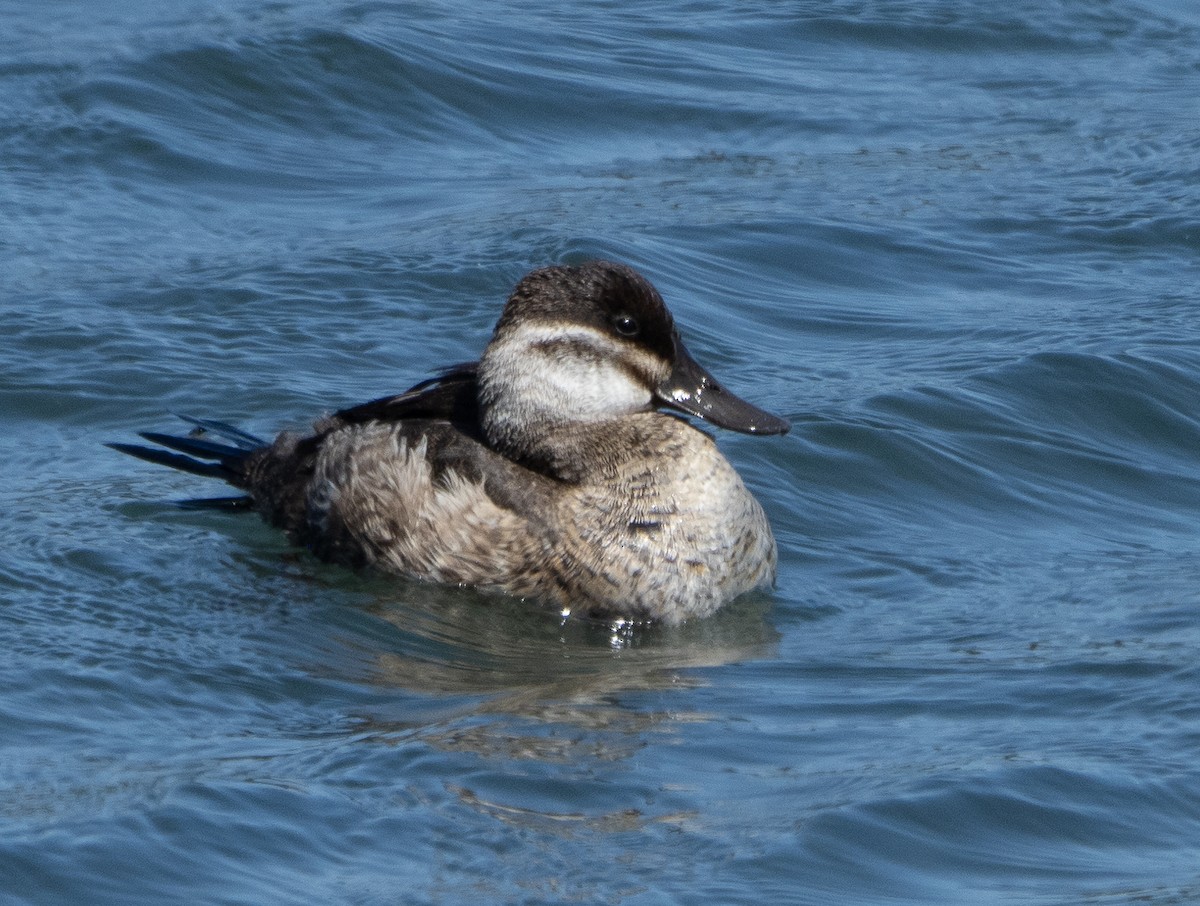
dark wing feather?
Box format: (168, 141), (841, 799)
(331, 362), (482, 439)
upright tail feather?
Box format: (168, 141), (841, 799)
(107, 415), (266, 487)
(106, 440), (235, 479)
(172, 415), (265, 451)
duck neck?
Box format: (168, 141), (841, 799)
(477, 329), (654, 481)
(477, 379), (591, 482)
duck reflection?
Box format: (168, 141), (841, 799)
(331, 579), (779, 763)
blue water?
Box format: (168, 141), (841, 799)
(4, 1), (1200, 902)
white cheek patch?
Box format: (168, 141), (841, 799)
(482, 324), (657, 424)
(541, 354), (651, 420)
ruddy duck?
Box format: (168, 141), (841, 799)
(110, 261), (789, 624)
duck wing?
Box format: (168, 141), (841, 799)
(330, 362), (481, 438)
(109, 365), (488, 518)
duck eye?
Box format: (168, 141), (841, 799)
(612, 315), (639, 337)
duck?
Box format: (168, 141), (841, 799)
(110, 260), (789, 624)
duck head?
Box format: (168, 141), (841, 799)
(477, 260), (789, 464)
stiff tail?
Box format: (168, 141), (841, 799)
(107, 415), (267, 509)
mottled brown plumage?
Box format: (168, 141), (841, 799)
(110, 260), (788, 624)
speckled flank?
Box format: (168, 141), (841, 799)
(305, 425), (555, 598)
(292, 414), (776, 624)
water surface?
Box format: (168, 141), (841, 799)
(3, 1), (1200, 903)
